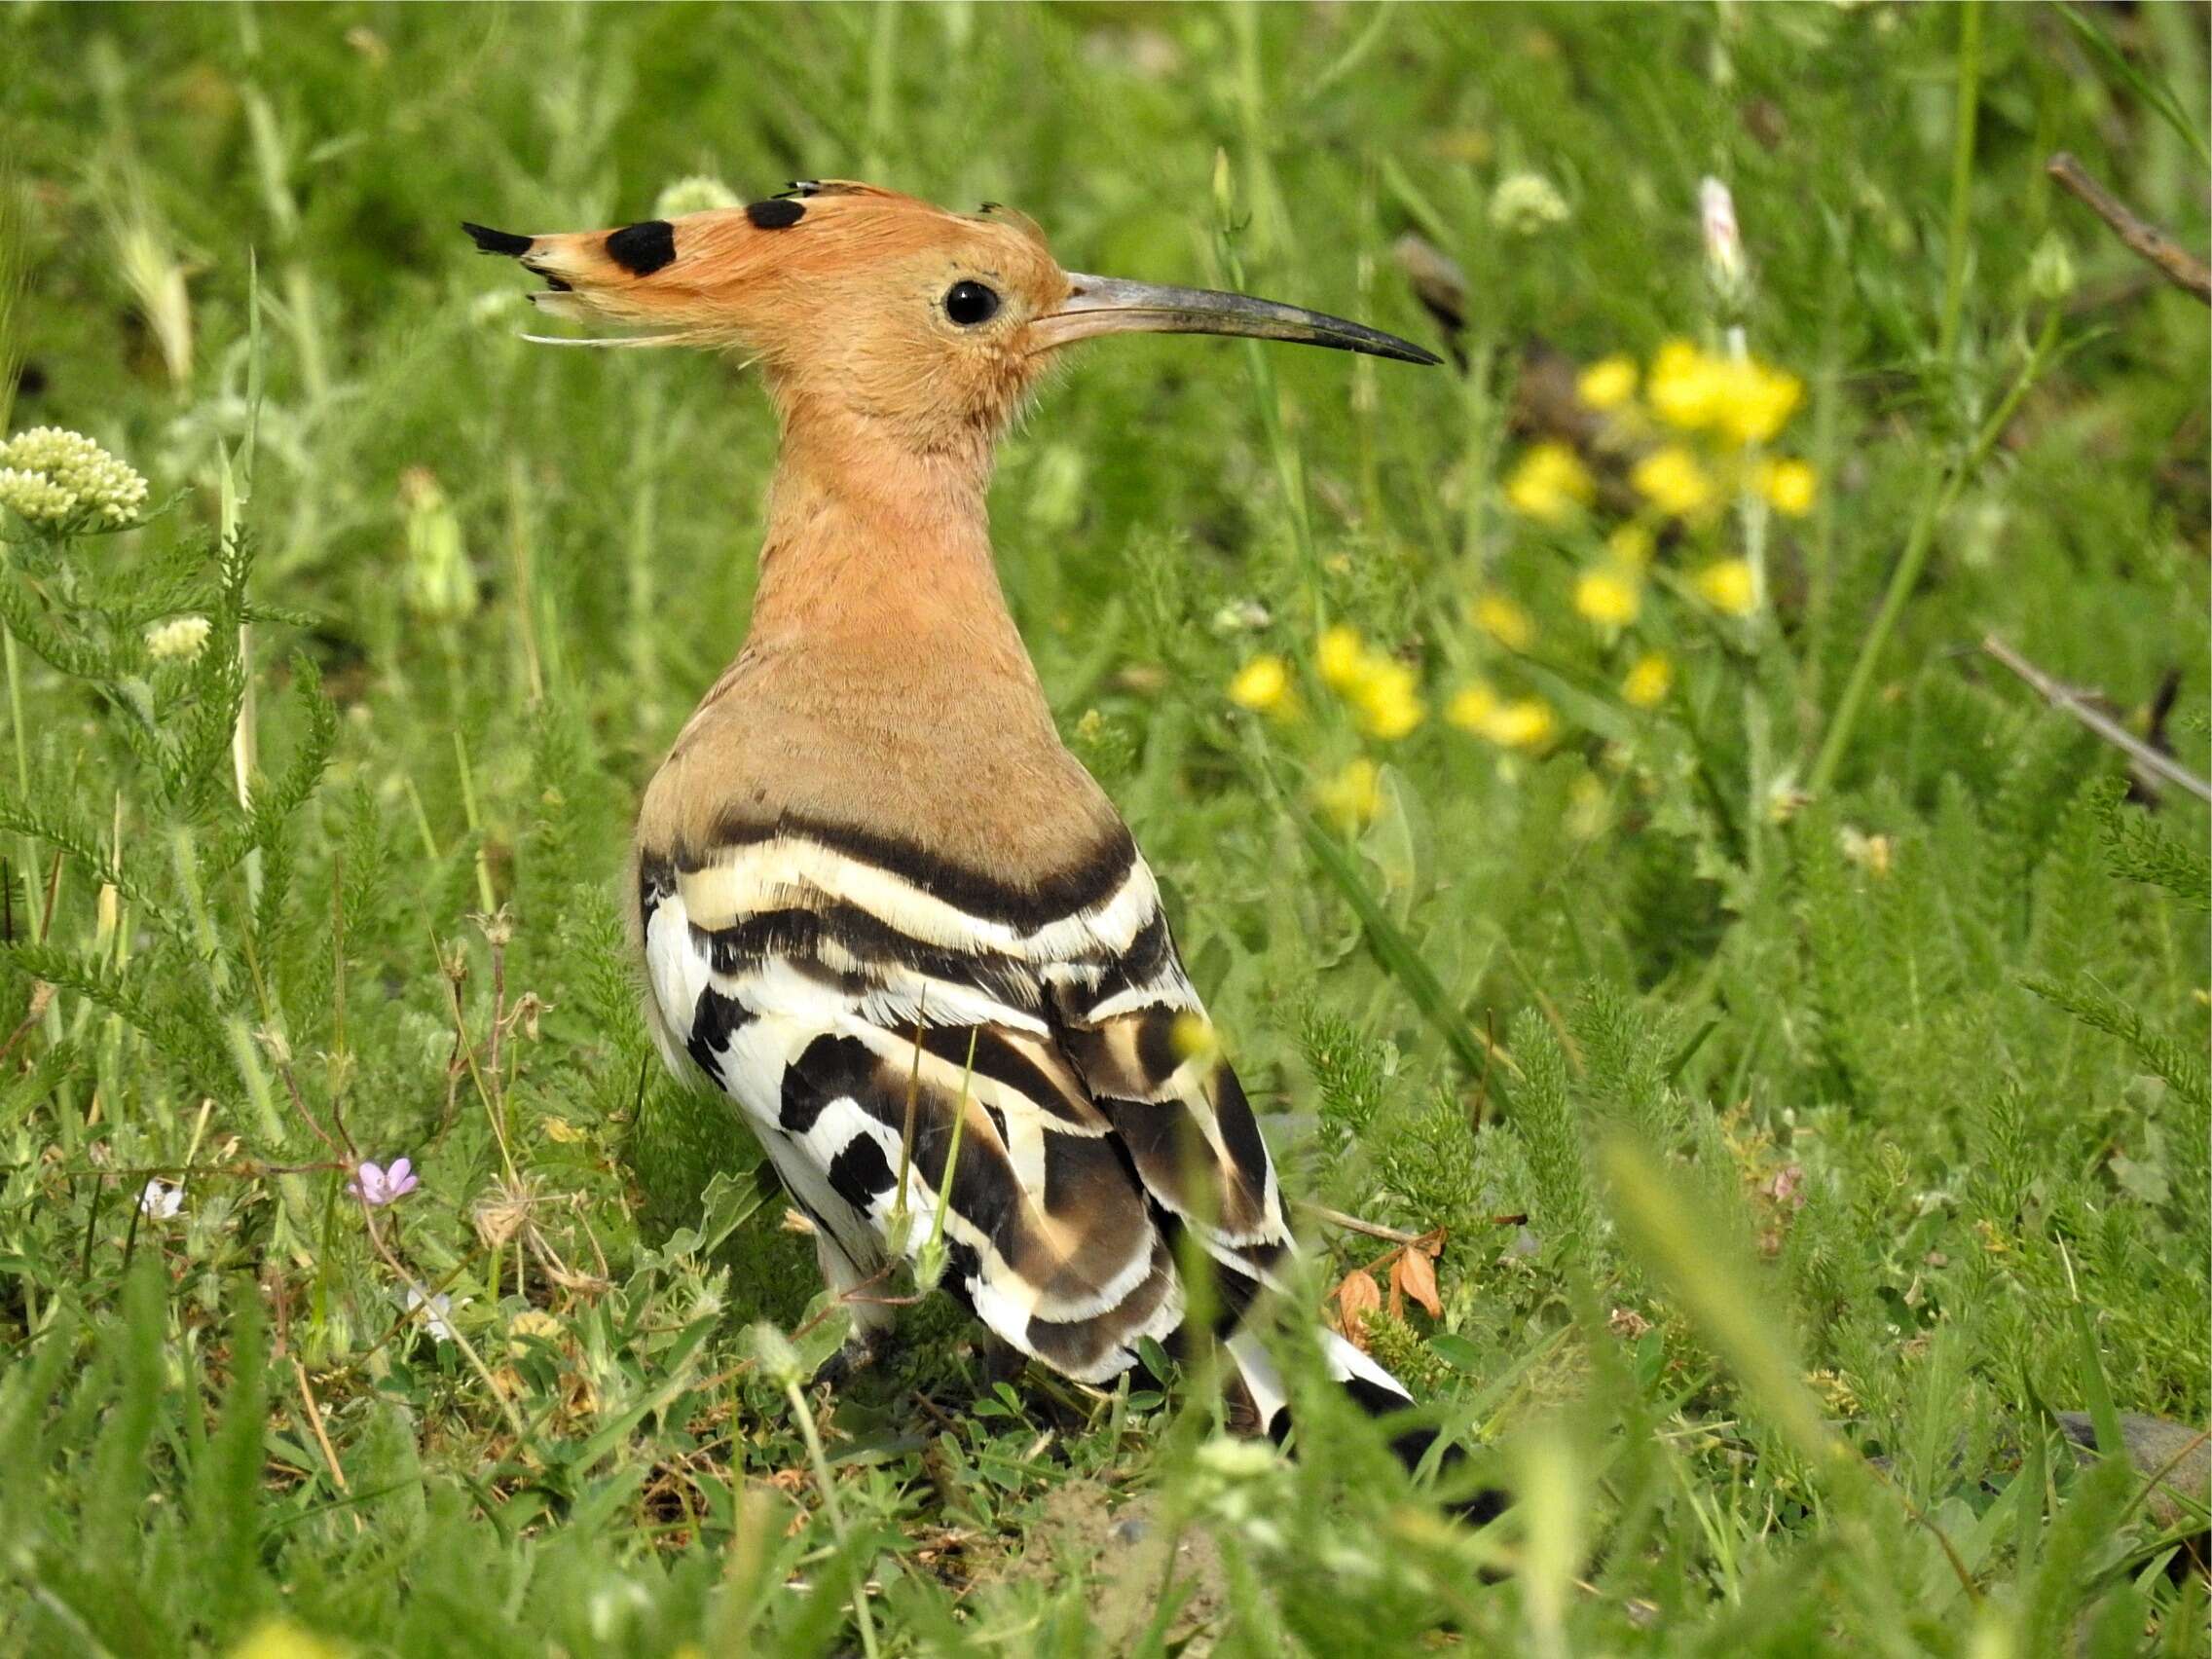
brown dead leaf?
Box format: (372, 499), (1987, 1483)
(1335, 1269), (1382, 1347)
(1394, 1246), (1443, 1320)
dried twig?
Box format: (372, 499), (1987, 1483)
(0, 979), (54, 1067)
(291, 1355), (352, 1498)
(2047, 152), (2210, 306)
(1297, 1199), (1424, 1246)
(1980, 634), (2211, 805)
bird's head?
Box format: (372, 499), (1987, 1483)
(463, 181), (1437, 459)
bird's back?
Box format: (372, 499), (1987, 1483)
(633, 647), (1300, 1384)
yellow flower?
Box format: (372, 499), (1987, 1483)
(1503, 440), (1595, 524)
(1576, 354), (1639, 412)
(1484, 697), (1557, 750)
(1351, 661), (1426, 740)
(1170, 1011), (1219, 1061)
(1647, 339), (1725, 429)
(1606, 521), (1656, 565)
(1314, 627), (1425, 737)
(1444, 682), (1498, 734)
(1573, 565), (1641, 628)
(1317, 625), (1367, 690)
(1622, 652), (1674, 708)
(1228, 653), (1291, 713)
(1631, 445), (1714, 517)
(1756, 457), (1818, 517)
(1714, 361), (1803, 447)
(1471, 593), (1534, 650)
(1693, 558), (1757, 616)
(1317, 757), (1382, 829)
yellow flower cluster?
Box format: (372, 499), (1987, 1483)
(1445, 682), (1556, 750)
(1503, 440), (1595, 525)
(1630, 445), (1714, 518)
(1317, 625), (1424, 739)
(1523, 340), (1821, 528)
(1645, 339), (1801, 446)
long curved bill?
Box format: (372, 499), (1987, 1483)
(1031, 273), (1442, 365)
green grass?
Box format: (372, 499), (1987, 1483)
(1, 3), (2207, 1653)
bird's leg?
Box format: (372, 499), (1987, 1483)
(808, 1230), (899, 1392)
(975, 1327), (1028, 1390)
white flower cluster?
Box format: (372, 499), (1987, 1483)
(653, 174), (740, 219)
(1489, 171), (1571, 237)
(146, 614), (212, 662)
(0, 426), (150, 528)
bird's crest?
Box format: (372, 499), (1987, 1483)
(461, 181), (1057, 351)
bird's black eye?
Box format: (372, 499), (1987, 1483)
(944, 280), (1001, 326)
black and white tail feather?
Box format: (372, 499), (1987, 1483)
(636, 815), (1463, 1482)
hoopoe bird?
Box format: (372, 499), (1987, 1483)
(464, 181), (1471, 1482)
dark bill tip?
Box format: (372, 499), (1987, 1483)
(1036, 274), (1444, 366)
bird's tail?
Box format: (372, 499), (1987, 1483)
(1227, 1326), (1506, 1524)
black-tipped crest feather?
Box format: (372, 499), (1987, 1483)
(461, 221), (533, 257)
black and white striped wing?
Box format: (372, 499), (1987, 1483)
(636, 822), (1291, 1384)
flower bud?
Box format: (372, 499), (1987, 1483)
(399, 467), (477, 623)
(2028, 231), (2077, 303)
(745, 1321), (806, 1388)
(1698, 176), (1748, 302)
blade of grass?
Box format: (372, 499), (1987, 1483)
(1280, 783), (1500, 1091)
(2055, 3), (2211, 170)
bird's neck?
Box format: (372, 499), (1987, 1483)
(743, 402), (1040, 695)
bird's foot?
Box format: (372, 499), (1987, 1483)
(809, 1327), (893, 1392)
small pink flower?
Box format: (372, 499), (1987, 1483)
(348, 1157), (419, 1207)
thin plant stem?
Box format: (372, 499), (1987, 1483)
(783, 1378), (882, 1659)
(1936, 0), (1984, 370)
(451, 728), (497, 914)
(1, 557), (41, 957)
(1809, 312), (2059, 796)
(3, 617), (25, 799)
(921, 1027), (978, 1262)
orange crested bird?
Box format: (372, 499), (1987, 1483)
(463, 181), (1480, 1491)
